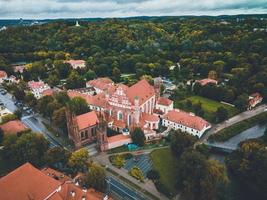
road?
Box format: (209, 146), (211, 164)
(0, 92), (64, 148)
(201, 104), (267, 142)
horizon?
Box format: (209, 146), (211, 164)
(0, 0), (267, 19)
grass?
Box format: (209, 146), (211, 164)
(175, 95), (239, 122)
(150, 148), (178, 196)
(209, 111), (267, 142)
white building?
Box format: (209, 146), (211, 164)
(28, 81), (51, 99)
(64, 60), (86, 69)
(156, 97), (173, 114)
(162, 109), (211, 138)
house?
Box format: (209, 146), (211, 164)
(13, 65), (25, 73)
(28, 80), (51, 99)
(155, 97), (173, 114)
(65, 60), (86, 69)
(86, 77), (114, 94)
(248, 93), (263, 110)
(0, 120), (28, 135)
(162, 109), (211, 138)
(0, 162), (110, 200)
(0, 70), (7, 83)
(196, 78), (218, 86)
(66, 111), (100, 148)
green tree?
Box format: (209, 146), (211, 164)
(86, 163), (106, 192)
(234, 94), (248, 111)
(44, 147), (71, 167)
(170, 130), (197, 158)
(0, 128), (3, 144)
(112, 67), (121, 82)
(66, 71), (85, 89)
(24, 92), (37, 108)
(147, 169), (160, 181)
(84, 70), (97, 81)
(52, 107), (67, 133)
(216, 107), (228, 122)
(68, 97), (89, 115)
(131, 127), (146, 147)
(68, 148), (89, 173)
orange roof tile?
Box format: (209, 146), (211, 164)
(0, 70), (7, 78)
(0, 163), (62, 200)
(65, 60), (85, 65)
(0, 120), (28, 134)
(157, 97), (173, 106)
(76, 111), (99, 131)
(163, 110), (210, 131)
(107, 134), (131, 144)
(41, 167), (72, 183)
(87, 77), (114, 91)
(141, 113), (160, 122)
(197, 78), (218, 86)
(126, 79), (155, 105)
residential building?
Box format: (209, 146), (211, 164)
(0, 162), (110, 200)
(0, 105), (12, 123)
(155, 97), (173, 114)
(13, 65), (25, 73)
(28, 80), (51, 99)
(162, 109), (211, 138)
(248, 92), (263, 110)
(0, 120), (28, 135)
(86, 77), (114, 94)
(0, 70), (7, 83)
(65, 60), (86, 69)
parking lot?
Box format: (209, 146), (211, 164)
(124, 154), (153, 177)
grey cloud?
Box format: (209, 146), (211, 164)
(0, 0), (266, 19)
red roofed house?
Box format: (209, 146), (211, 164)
(196, 78), (218, 86)
(28, 80), (51, 99)
(13, 65), (25, 73)
(162, 109), (211, 138)
(66, 111), (100, 148)
(65, 60), (86, 69)
(0, 120), (28, 135)
(248, 93), (263, 110)
(0, 162), (110, 200)
(155, 97), (173, 114)
(0, 70), (7, 83)
(86, 77), (114, 94)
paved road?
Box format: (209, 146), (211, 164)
(201, 104), (267, 142)
(0, 92), (64, 148)
(106, 176), (147, 200)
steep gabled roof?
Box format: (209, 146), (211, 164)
(76, 111), (99, 130)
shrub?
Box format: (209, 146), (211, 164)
(147, 169), (160, 181)
(109, 155), (125, 168)
(1, 114), (17, 124)
(129, 166), (145, 182)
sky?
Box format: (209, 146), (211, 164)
(0, 0), (267, 19)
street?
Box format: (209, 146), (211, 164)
(201, 104), (267, 142)
(0, 92), (63, 148)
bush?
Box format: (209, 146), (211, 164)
(147, 169), (160, 181)
(154, 180), (173, 198)
(129, 166), (145, 182)
(109, 155), (125, 168)
(1, 114), (17, 124)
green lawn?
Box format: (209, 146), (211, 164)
(150, 148), (178, 196)
(174, 96), (239, 122)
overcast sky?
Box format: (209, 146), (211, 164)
(0, 0), (267, 19)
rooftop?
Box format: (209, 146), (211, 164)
(76, 111), (99, 130)
(0, 70), (7, 78)
(157, 97), (173, 106)
(197, 78), (218, 86)
(65, 59), (85, 65)
(0, 120), (28, 134)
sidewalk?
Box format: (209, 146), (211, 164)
(93, 153), (170, 200)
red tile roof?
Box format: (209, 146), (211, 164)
(65, 60), (85, 65)
(0, 70), (7, 78)
(126, 79), (155, 105)
(87, 77), (114, 91)
(76, 111), (99, 131)
(141, 113), (160, 122)
(197, 78), (218, 86)
(157, 97), (173, 106)
(41, 167), (72, 183)
(163, 110), (210, 131)
(28, 81), (48, 89)
(107, 134), (131, 144)
(0, 120), (28, 134)
(0, 163), (62, 200)
(68, 90), (95, 105)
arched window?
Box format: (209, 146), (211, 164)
(117, 111), (123, 120)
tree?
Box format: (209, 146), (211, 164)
(52, 107), (67, 133)
(24, 92), (37, 108)
(47, 73), (60, 87)
(84, 70), (97, 81)
(68, 97), (89, 115)
(68, 148), (89, 173)
(147, 169), (160, 181)
(193, 102), (204, 117)
(170, 130), (197, 158)
(0, 128), (3, 144)
(86, 163), (106, 192)
(2, 132), (49, 167)
(234, 94), (248, 111)
(131, 127), (146, 147)
(112, 67), (121, 82)
(216, 107), (228, 122)
(66, 71), (85, 89)
(178, 150), (228, 200)
(226, 141), (267, 200)
(44, 147), (71, 167)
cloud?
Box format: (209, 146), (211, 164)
(0, 0), (266, 19)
